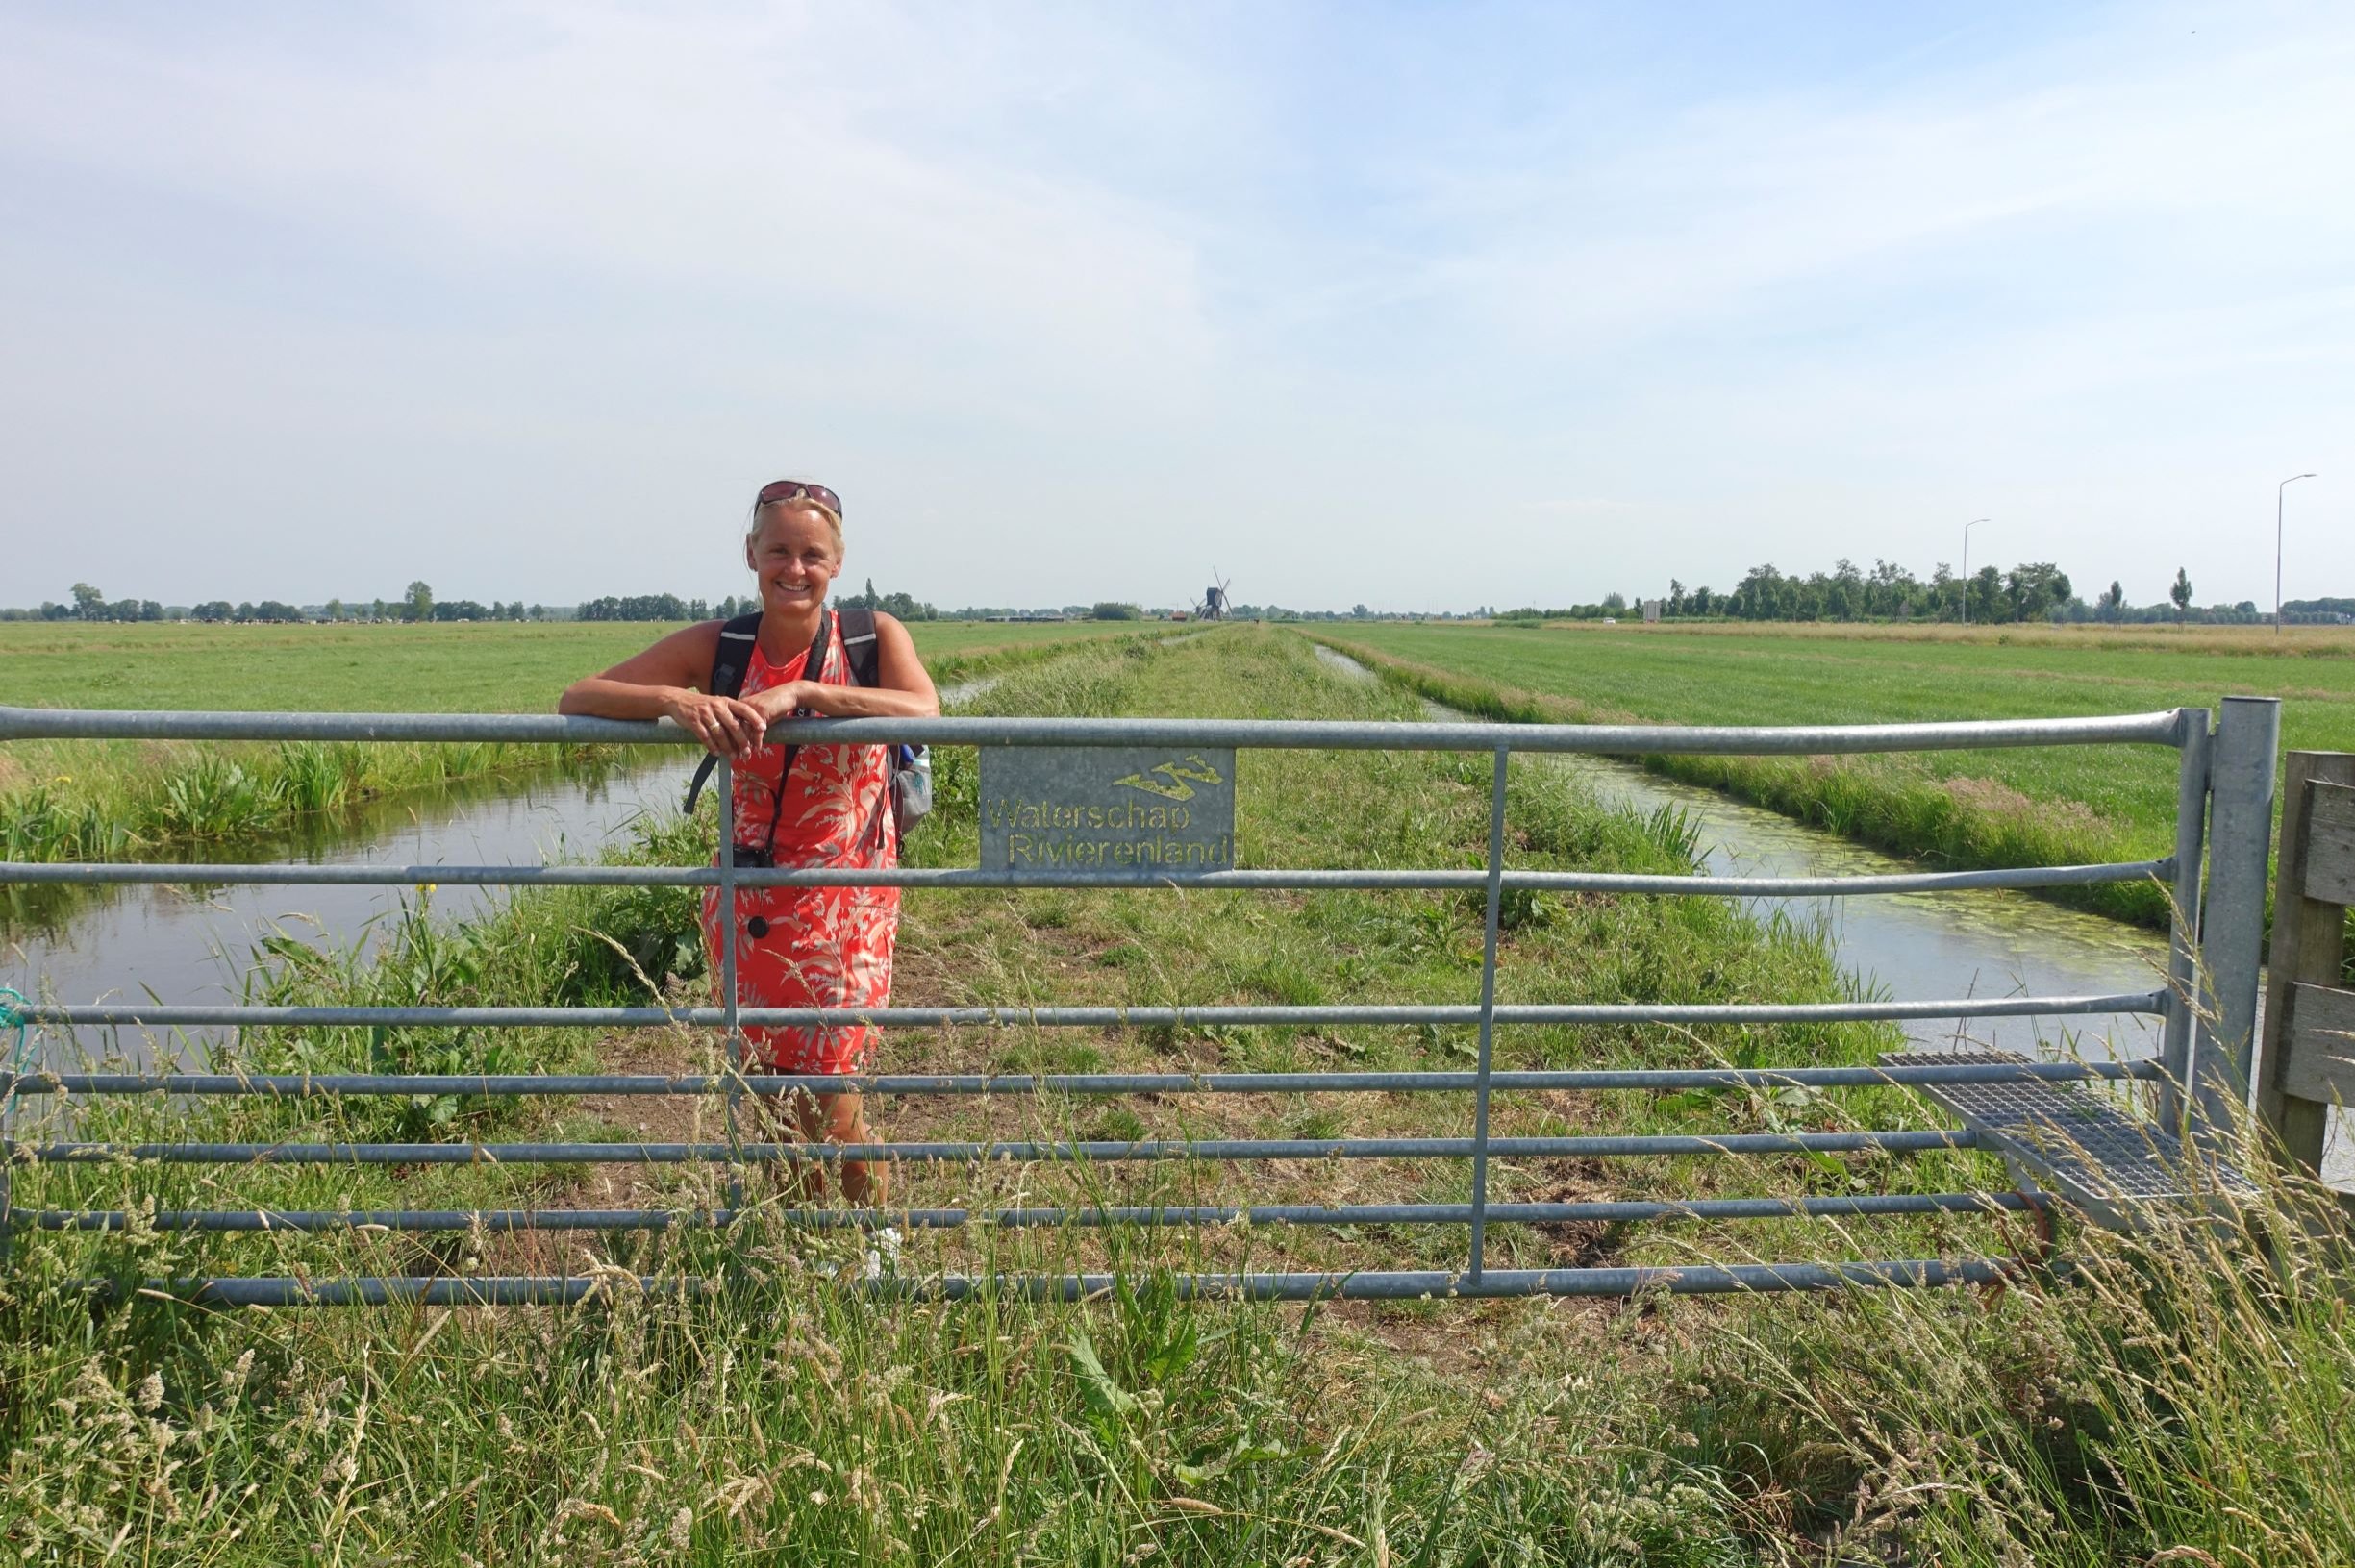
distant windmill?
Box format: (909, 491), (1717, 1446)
(1197, 567), (1233, 621)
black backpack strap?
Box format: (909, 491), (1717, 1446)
(837, 607), (880, 688)
(709, 612), (764, 699)
(682, 612), (767, 813)
(740, 610), (836, 859)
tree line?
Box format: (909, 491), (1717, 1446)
(12, 569), (2343, 629)
(579, 582), (942, 622)
(578, 594), (715, 622)
(1502, 559), (2301, 626)
(0, 582), (556, 624)
(7, 579), (939, 624)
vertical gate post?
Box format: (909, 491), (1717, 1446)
(0, 991), (17, 1265)
(718, 758), (744, 1212)
(2159, 714), (2210, 1132)
(2192, 696), (2280, 1141)
(1466, 746), (1509, 1282)
(2254, 750), (2355, 1179)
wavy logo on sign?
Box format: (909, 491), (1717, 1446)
(1111, 754), (1226, 802)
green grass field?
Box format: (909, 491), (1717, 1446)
(0, 616), (1163, 714)
(0, 618), (1165, 862)
(1315, 621), (2355, 926)
(9, 627), (2346, 1563)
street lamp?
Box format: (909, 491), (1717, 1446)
(2277, 473), (2317, 635)
(1961, 518), (1988, 625)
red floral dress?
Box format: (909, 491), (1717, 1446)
(699, 611), (900, 1075)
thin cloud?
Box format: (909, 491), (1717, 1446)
(0, 2), (2345, 610)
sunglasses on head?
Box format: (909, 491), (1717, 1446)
(755, 479), (843, 518)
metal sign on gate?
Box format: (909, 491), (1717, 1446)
(979, 746), (1237, 873)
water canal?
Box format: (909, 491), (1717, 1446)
(1315, 644), (2170, 1058)
(3, 756), (703, 1055)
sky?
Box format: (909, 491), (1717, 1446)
(2, 1), (2350, 613)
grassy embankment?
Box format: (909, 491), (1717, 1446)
(5, 628), (2349, 1562)
(1314, 620), (2355, 930)
(0, 617), (1162, 863)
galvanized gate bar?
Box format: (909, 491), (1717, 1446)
(25, 1192), (2040, 1232)
(20, 1059), (2165, 1097)
(2159, 717), (2212, 1132)
(25, 1129), (1978, 1163)
(0, 859), (2173, 895)
(1466, 747), (1509, 1281)
(718, 757), (744, 1210)
(102, 1257), (2033, 1307)
(0, 704), (2195, 753)
(20, 992), (2167, 1029)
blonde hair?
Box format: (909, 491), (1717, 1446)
(746, 488), (844, 558)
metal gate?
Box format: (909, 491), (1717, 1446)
(0, 695), (2281, 1305)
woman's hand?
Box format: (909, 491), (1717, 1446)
(663, 689), (769, 758)
(741, 682), (815, 726)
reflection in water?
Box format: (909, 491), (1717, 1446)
(1, 750), (670, 933)
(937, 674), (1002, 706)
(4, 754), (703, 1065)
(1537, 749), (2169, 1060)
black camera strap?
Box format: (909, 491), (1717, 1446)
(684, 609), (835, 821)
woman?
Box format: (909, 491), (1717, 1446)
(559, 478), (939, 1204)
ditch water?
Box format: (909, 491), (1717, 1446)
(1315, 643), (2351, 1182)
(1318, 646), (2161, 1056)
(3, 755), (705, 1067)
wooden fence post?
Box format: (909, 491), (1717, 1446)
(2255, 750), (2355, 1185)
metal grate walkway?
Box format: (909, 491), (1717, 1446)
(1885, 1048), (2257, 1230)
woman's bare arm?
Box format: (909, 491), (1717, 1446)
(558, 622), (768, 757)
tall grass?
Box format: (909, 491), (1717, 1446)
(5, 1146), (2348, 1561)
(1664, 1147), (2355, 1563)
(0, 1218), (1786, 1563)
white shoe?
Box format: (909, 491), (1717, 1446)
(861, 1225), (903, 1282)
